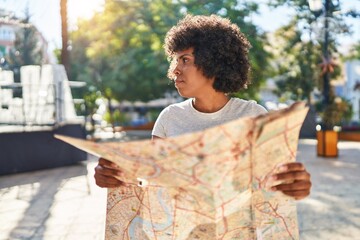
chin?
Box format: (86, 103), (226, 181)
(177, 92), (192, 99)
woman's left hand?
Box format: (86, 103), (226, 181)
(269, 162), (312, 200)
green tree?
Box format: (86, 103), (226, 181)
(344, 40), (360, 60)
(271, 20), (323, 102)
(70, 0), (181, 102)
(269, 0), (358, 103)
(6, 9), (44, 82)
(82, 88), (102, 134)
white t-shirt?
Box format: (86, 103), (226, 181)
(152, 98), (267, 138)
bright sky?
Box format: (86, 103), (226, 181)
(1, 0), (359, 57)
(0, 0), (104, 51)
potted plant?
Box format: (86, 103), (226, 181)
(316, 95), (351, 157)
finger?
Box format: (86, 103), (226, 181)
(95, 165), (123, 178)
(281, 190), (311, 200)
(271, 180), (312, 192)
(276, 162), (305, 173)
(96, 176), (122, 186)
(94, 174), (126, 188)
(99, 158), (120, 169)
(96, 180), (125, 188)
(272, 170), (310, 182)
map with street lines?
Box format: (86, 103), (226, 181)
(56, 101), (308, 240)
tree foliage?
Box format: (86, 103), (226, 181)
(69, 0), (270, 102)
(344, 40), (360, 60)
(6, 13), (44, 81)
(271, 20), (323, 101)
(268, 0), (359, 102)
(9, 26), (43, 66)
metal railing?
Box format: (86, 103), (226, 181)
(0, 65), (85, 127)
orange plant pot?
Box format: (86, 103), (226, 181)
(317, 130), (338, 157)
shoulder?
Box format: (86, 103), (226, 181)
(153, 99), (191, 122)
(159, 99), (191, 117)
(230, 98), (267, 116)
(152, 99), (190, 138)
(166, 99), (191, 111)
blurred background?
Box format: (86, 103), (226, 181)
(0, 0), (359, 239)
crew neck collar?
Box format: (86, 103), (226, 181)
(188, 98), (233, 118)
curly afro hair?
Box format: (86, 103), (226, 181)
(164, 14), (252, 93)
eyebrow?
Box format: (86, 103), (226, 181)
(177, 53), (193, 61)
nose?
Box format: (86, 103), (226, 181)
(172, 63), (181, 76)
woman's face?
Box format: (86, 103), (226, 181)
(171, 48), (214, 98)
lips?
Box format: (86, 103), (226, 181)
(174, 78), (185, 87)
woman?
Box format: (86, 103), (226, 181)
(95, 14), (311, 200)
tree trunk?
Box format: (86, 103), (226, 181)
(107, 97), (116, 134)
(60, 0), (70, 75)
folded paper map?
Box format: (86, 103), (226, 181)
(55, 101), (309, 240)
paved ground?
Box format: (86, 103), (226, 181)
(0, 139), (359, 240)
(297, 139), (360, 240)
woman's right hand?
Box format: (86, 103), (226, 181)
(94, 158), (125, 188)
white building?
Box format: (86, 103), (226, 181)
(344, 60), (360, 122)
(0, 9), (18, 57)
(0, 9), (49, 63)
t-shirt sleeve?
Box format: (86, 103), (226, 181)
(151, 108), (169, 138)
(251, 101), (268, 115)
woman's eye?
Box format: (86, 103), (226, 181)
(182, 58), (189, 63)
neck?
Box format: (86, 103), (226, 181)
(192, 93), (230, 113)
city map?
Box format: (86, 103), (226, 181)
(56, 101), (309, 240)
